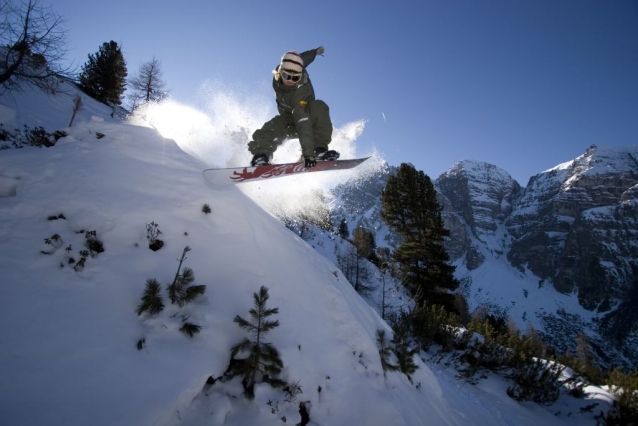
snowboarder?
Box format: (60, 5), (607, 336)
(248, 47), (339, 168)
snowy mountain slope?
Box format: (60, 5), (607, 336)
(0, 80), (615, 425)
(0, 115), (430, 426)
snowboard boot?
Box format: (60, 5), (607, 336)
(314, 147), (340, 161)
(250, 153), (271, 167)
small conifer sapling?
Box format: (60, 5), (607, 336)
(136, 279), (165, 316)
(229, 286), (285, 399)
(167, 246), (206, 307)
(376, 329), (399, 376)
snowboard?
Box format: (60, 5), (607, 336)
(203, 157), (370, 185)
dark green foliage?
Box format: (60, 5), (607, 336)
(376, 329), (399, 376)
(24, 126), (53, 147)
(136, 338), (146, 350)
(391, 315), (419, 382)
(95, 132), (105, 139)
(409, 304), (460, 351)
(604, 368), (638, 425)
(353, 227), (378, 265)
(506, 359), (564, 405)
(202, 204), (212, 214)
(0, 125), (66, 149)
(167, 247), (206, 307)
(557, 334), (605, 385)
(459, 312), (571, 406)
(380, 163), (458, 309)
(338, 218), (349, 239)
(180, 322), (202, 338)
(79, 41), (127, 105)
(229, 286), (285, 399)
(136, 279), (164, 316)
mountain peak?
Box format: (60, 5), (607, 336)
(442, 160), (519, 186)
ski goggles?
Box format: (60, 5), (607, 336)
(281, 69), (302, 83)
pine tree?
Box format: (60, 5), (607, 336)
(229, 286), (285, 399)
(167, 246), (206, 307)
(380, 163), (458, 309)
(338, 218), (349, 239)
(391, 317), (419, 383)
(376, 329), (399, 376)
(353, 227), (377, 263)
(79, 41), (127, 105)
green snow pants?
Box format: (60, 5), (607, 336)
(248, 100), (332, 157)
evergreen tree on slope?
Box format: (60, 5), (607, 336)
(229, 286), (285, 399)
(380, 163), (458, 310)
(79, 41), (127, 105)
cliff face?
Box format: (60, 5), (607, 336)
(436, 160), (522, 270)
(505, 145), (638, 311)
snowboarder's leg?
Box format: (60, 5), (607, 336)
(307, 100), (332, 151)
(249, 115), (291, 157)
(308, 100), (339, 161)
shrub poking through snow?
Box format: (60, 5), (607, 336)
(136, 279), (164, 316)
(507, 358), (564, 405)
(376, 329), (399, 376)
(604, 367), (638, 425)
(84, 230), (104, 255)
(229, 286), (285, 399)
(283, 380), (303, 403)
(391, 317), (419, 383)
(73, 250), (90, 271)
(202, 204), (211, 214)
(167, 246), (206, 307)
(47, 213), (66, 220)
(146, 221), (164, 251)
(41, 234), (64, 254)
(136, 338), (146, 350)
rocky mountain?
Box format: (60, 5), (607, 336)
(506, 145), (638, 312)
(330, 145), (638, 368)
(437, 160), (522, 270)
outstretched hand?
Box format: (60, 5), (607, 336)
(316, 46), (325, 56)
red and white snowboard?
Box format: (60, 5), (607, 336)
(203, 157), (370, 185)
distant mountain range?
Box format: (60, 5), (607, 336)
(331, 145), (638, 369)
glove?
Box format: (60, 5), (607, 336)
(316, 46), (325, 56)
(304, 156), (317, 168)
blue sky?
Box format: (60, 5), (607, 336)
(53, 0), (637, 185)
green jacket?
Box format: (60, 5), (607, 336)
(272, 49), (320, 157)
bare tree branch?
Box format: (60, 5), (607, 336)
(0, 0), (75, 94)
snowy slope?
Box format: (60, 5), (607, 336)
(0, 81), (613, 425)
